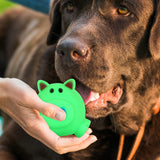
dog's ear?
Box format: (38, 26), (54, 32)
(47, 0), (61, 45)
(149, 0), (160, 60)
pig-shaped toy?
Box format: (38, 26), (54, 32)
(37, 79), (91, 137)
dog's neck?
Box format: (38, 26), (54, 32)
(117, 97), (160, 160)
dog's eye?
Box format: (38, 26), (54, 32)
(117, 6), (130, 16)
(66, 2), (74, 12)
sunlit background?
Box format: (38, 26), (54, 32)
(0, 0), (16, 14)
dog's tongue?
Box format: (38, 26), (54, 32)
(76, 82), (122, 107)
(76, 84), (92, 104)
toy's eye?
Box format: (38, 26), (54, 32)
(117, 6), (130, 16)
(50, 88), (54, 93)
(59, 88), (63, 93)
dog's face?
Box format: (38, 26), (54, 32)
(47, 0), (160, 135)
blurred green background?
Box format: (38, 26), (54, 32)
(0, 0), (16, 14)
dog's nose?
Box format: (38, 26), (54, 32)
(56, 38), (90, 62)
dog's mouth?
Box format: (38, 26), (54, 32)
(75, 79), (124, 118)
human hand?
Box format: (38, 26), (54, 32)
(0, 78), (97, 154)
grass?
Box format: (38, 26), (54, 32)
(0, 0), (16, 14)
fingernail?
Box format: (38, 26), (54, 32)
(91, 136), (98, 143)
(55, 111), (66, 121)
(87, 128), (93, 134)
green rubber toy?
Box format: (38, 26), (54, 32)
(37, 79), (91, 137)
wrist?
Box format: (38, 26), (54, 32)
(0, 78), (10, 105)
(0, 78), (6, 93)
(0, 78), (6, 110)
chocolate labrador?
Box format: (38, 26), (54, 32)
(0, 0), (160, 159)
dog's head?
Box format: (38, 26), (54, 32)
(47, 0), (160, 135)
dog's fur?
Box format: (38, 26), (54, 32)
(1, 0), (160, 159)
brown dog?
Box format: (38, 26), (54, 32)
(1, 0), (160, 159)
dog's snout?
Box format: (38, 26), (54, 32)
(56, 38), (90, 62)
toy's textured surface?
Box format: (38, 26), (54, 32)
(37, 79), (91, 137)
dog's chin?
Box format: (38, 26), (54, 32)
(75, 79), (124, 119)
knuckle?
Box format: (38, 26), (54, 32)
(70, 138), (77, 144)
(20, 91), (31, 104)
(57, 149), (64, 155)
(43, 109), (56, 118)
(80, 143), (89, 150)
(54, 145), (64, 154)
(70, 135), (88, 144)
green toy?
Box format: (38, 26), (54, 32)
(37, 79), (91, 138)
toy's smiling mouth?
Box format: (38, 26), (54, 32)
(75, 80), (123, 117)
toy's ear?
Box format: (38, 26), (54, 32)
(37, 80), (49, 92)
(64, 79), (76, 90)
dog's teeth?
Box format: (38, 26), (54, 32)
(90, 93), (100, 102)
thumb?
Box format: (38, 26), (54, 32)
(30, 93), (66, 121)
(39, 101), (66, 121)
